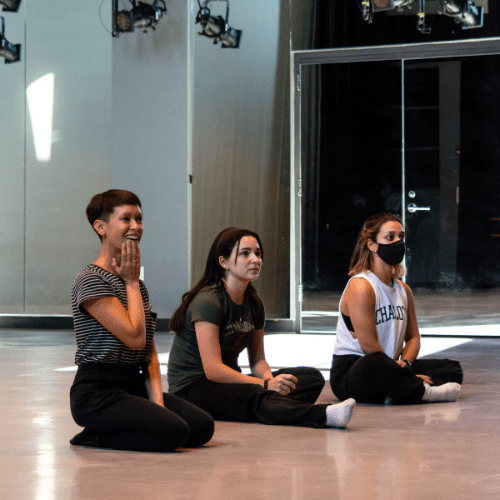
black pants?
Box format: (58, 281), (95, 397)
(70, 363), (214, 452)
(330, 352), (463, 405)
(175, 367), (329, 428)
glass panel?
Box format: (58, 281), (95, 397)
(301, 61), (403, 332)
(291, 0), (499, 51)
(404, 55), (500, 329)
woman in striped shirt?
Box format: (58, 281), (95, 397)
(69, 189), (214, 451)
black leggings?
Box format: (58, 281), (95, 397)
(70, 363), (214, 452)
(330, 352), (463, 404)
(175, 367), (329, 428)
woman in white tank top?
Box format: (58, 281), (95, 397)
(330, 213), (463, 405)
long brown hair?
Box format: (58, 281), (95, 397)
(348, 213), (406, 279)
(169, 228), (264, 335)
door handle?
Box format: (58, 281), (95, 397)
(407, 203), (430, 213)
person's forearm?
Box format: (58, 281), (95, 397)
(250, 359), (273, 380)
(359, 339), (385, 355)
(205, 362), (265, 386)
(355, 327), (385, 355)
(400, 337), (420, 364)
(145, 354), (164, 406)
(125, 281), (146, 344)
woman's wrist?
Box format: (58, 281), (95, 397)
(262, 374), (273, 389)
(124, 278), (140, 285)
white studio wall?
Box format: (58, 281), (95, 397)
(0, 0), (113, 315)
(111, 0), (191, 319)
(191, 1), (291, 318)
(0, 0), (191, 319)
(23, 1), (113, 314)
(0, 1), (25, 314)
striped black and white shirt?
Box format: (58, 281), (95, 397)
(72, 264), (155, 365)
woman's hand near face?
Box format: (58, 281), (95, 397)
(266, 374), (298, 396)
(83, 240), (145, 350)
(111, 240), (141, 283)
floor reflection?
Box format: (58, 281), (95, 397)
(1, 330), (499, 500)
(302, 288), (500, 332)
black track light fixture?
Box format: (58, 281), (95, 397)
(112, 0), (166, 37)
(0, 0), (22, 13)
(196, 0), (242, 48)
(0, 16), (20, 63)
(439, 0), (484, 29)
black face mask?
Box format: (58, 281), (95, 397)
(376, 239), (405, 266)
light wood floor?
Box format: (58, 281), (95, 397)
(1, 329), (499, 499)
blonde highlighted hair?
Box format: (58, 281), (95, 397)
(348, 213), (406, 279)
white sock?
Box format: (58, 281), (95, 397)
(422, 383), (461, 403)
(325, 398), (356, 428)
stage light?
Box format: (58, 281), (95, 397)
(0, 0), (21, 13)
(112, 0), (166, 37)
(439, 0), (484, 29)
(359, 0), (484, 32)
(0, 16), (20, 63)
(196, 0), (242, 48)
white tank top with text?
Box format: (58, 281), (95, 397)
(333, 271), (408, 359)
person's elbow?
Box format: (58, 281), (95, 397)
(203, 363), (225, 383)
(122, 328), (147, 350)
(359, 340), (383, 355)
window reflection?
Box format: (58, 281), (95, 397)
(27, 73), (54, 163)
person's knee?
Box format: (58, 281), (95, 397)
(70, 407), (84, 427)
(447, 359), (464, 383)
(70, 404), (92, 429)
(355, 352), (394, 374)
(347, 353), (393, 403)
(187, 413), (215, 447)
(293, 367), (325, 386)
(307, 366), (325, 382)
(159, 419), (191, 450)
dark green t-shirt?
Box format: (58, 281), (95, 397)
(167, 284), (265, 394)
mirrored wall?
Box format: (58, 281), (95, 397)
(294, 41), (500, 335)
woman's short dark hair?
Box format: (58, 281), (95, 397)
(170, 228), (264, 335)
(86, 189), (142, 240)
(348, 213), (406, 279)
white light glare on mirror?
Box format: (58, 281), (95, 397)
(27, 73), (54, 163)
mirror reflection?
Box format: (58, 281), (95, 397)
(301, 54), (500, 333)
(291, 0), (499, 50)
